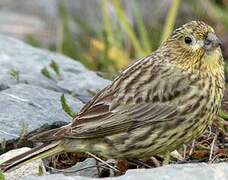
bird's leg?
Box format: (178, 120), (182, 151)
(134, 159), (152, 168)
(162, 151), (170, 165)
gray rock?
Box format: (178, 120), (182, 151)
(0, 34), (110, 141)
(23, 163), (228, 180)
(0, 35), (110, 99)
(0, 84), (83, 141)
(49, 158), (102, 178)
(0, 147), (47, 180)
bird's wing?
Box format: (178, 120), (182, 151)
(64, 102), (179, 139)
(31, 55), (192, 141)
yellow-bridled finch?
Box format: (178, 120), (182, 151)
(0, 21), (225, 172)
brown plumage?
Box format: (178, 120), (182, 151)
(0, 21), (225, 172)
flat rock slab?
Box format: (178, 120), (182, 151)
(0, 35), (110, 101)
(0, 84), (83, 141)
(49, 158), (103, 178)
(0, 147), (47, 180)
(23, 163), (228, 180)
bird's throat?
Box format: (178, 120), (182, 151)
(200, 49), (223, 75)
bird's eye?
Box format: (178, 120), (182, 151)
(184, 36), (193, 44)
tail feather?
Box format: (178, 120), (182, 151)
(0, 141), (63, 172)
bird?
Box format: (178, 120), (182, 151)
(0, 21), (225, 172)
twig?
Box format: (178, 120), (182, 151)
(209, 134), (217, 162)
(183, 144), (187, 160)
(189, 139), (195, 156)
(129, 159), (152, 168)
(210, 154), (220, 163)
(207, 126), (213, 137)
(86, 152), (120, 172)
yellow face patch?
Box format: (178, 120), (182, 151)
(167, 21), (223, 74)
(201, 48), (222, 73)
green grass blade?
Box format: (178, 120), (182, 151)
(57, 3), (83, 61)
(0, 171), (5, 180)
(160, 0), (181, 44)
(74, 16), (94, 35)
(100, 0), (115, 46)
(111, 0), (145, 56)
(133, 4), (152, 53)
(60, 94), (77, 118)
(218, 110), (228, 120)
(41, 67), (52, 80)
(50, 60), (60, 76)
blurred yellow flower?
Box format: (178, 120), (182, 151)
(90, 38), (130, 70)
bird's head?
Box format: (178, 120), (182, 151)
(162, 21), (223, 74)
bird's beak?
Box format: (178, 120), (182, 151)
(203, 32), (222, 52)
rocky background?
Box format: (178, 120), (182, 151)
(0, 0), (228, 180)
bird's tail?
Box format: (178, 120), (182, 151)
(0, 141), (63, 172)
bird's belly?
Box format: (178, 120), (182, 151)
(103, 104), (217, 159)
